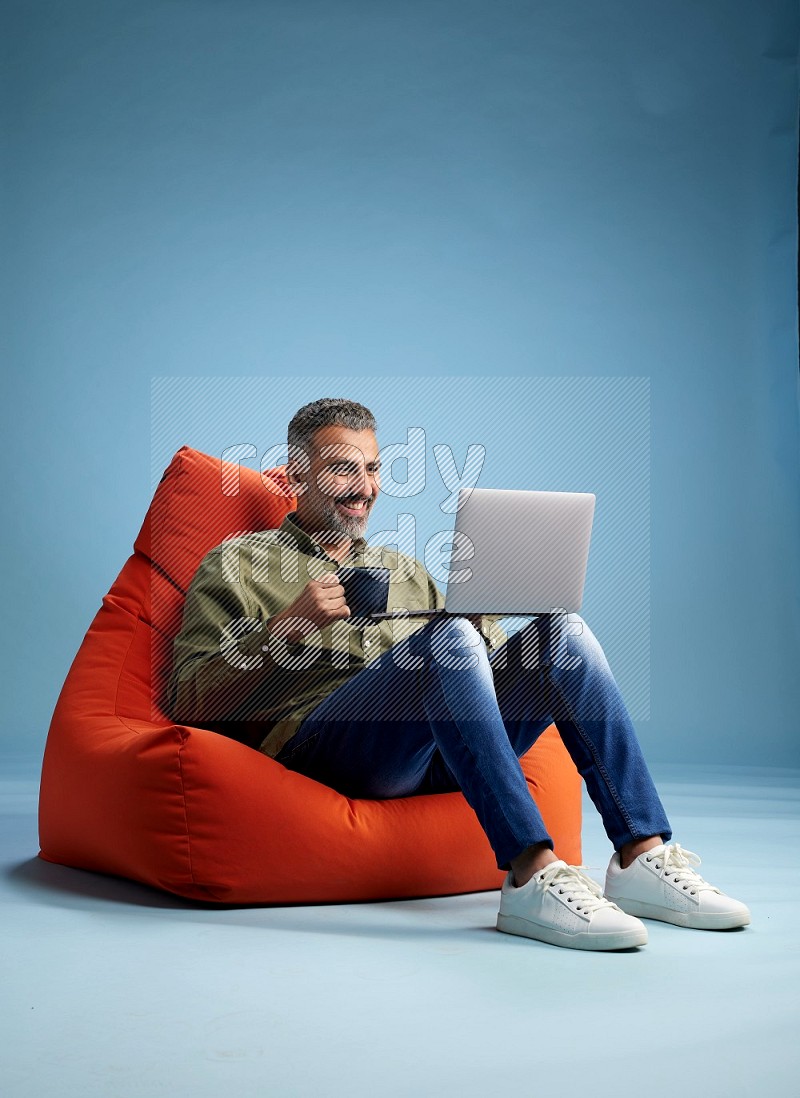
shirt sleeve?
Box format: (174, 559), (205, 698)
(166, 547), (272, 723)
(426, 573), (447, 611)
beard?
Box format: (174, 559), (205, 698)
(315, 493), (373, 540)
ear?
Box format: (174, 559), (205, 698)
(285, 445), (309, 496)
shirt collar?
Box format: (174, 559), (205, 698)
(279, 511), (368, 562)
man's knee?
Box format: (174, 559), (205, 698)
(429, 615), (487, 672)
(511, 613), (588, 671)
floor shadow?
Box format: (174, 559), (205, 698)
(8, 857), (206, 910)
(6, 856), (501, 932)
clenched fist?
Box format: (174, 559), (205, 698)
(265, 572), (351, 644)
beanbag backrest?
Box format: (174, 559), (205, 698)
(134, 446), (293, 594)
(134, 447), (295, 717)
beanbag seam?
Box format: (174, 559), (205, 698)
(175, 727), (198, 889)
(113, 612), (147, 727)
(150, 447), (187, 575)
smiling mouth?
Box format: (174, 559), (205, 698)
(335, 497), (371, 517)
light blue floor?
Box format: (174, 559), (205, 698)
(3, 758), (799, 1097)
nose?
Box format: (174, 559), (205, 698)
(347, 464), (372, 499)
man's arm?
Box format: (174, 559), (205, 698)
(167, 546), (352, 725)
(167, 547), (272, 723)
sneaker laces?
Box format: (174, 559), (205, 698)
(645, 843), (721, 896)
(535, 862), (615, 915)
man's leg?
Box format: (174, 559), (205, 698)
(275, 614), (556, 871)
(277, 613), (650, 950)
(479, 615), (748, 931)
(417, 614), (670, 883)
(497, 614), (672, 853)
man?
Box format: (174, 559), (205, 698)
(169, 397), (750, 951)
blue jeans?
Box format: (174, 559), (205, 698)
(274, 614), (672, 871)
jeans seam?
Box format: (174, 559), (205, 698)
(278, 727), (322, 763)
(545, 666), (640, 839)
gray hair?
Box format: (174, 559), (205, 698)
(287, 397), (377, 456)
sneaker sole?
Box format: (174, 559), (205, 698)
(496, 912), (648, 951)
(609, 897), (751, 930)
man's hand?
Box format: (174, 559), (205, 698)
(266, 573), (351, 644)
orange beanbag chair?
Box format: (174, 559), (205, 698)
(38, 446), (581, 903)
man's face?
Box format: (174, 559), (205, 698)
(288, 425), (381, 541)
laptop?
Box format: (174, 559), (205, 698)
(370, 486), (596, 618)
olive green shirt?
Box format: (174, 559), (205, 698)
(167, 512), (507, 758)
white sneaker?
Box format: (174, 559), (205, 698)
(604, 843), (751, 930)
(496, 860), (648, 951)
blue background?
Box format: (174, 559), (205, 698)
(3, 0), (799, 766)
